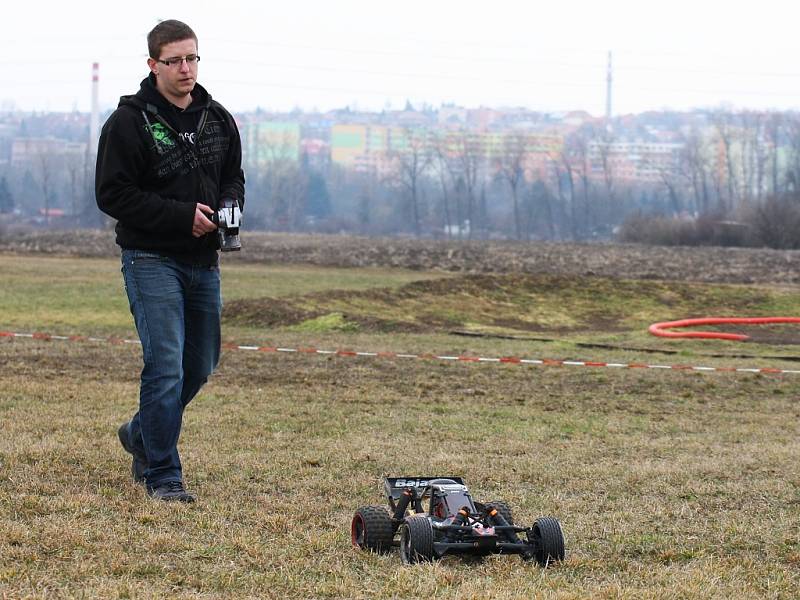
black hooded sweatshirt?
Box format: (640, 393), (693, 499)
(95, 74), (245, 265)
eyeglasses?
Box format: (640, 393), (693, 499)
(156, 54), (200, 67)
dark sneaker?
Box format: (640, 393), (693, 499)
(147, 481), (196, 503)
(117, 422), (147, 483)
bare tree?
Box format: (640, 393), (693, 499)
(738, 110), (768, 205)
(552, 152), (579, 240)
(656, 163), (683, 216)
(596, 129), (616, 207)
(557, 131), (594, 239)
(784, 114), (800, 194)
(286, 164), (309, 231)
(545, 159), (574, 239)
(451, 130), (485, 239)
(712, 111), (740, 212)
(247, 132), (308, 230)
(0, 174), (13, 215)
(65, 151), (87, 223)
(388, 128), (432, 237)
(765, 112), (783, 197)
(426, 132), (463, 238)
(753, 114), (770, 203)
(356, 173), (374, 234)
(431, 137), (454, 239)
(33, 148), (59, 226)
(679, 129), (712, 214)
(572, 132), (594, 236)
(495, 133), (528, 240)
(527, 179), (557, 240)
(639, 141), (687, 217)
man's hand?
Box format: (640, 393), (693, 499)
(192, 203), (217, 238)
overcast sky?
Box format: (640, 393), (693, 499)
(2, 0), (798, 116)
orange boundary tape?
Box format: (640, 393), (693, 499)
(3, 329), (800, 375)
(648, 317), (800, 341)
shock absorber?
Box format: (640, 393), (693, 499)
(487, 506), (519, 543)
(392, 487), (416, 522)
(445, 507), (470, 542)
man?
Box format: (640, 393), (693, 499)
(96, 19), (245, 502)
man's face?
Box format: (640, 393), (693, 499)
(148, 38), (198, 103)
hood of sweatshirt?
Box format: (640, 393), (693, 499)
(118, 73), (212, 124)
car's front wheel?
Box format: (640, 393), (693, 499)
(529, 516), (565, 566)
(399, 514), (435, 564)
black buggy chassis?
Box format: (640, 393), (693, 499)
(351, 477), (565, 565)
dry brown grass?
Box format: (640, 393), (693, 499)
(1, 253), (800, 598)
(2, 336), (800, 599)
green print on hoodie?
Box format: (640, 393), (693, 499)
(147, 122), (176, 148)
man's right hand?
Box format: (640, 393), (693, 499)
(193, 203), (217, 238)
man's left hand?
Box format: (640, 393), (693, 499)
(192, 203), (217, 238)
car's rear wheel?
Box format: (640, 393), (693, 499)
(351, 505), (393, 554)
(399, 514), (435, 564)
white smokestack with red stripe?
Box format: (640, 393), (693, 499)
(90, 62), (99, 156)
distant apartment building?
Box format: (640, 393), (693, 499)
(331, 123), (564, 181)
(489, 131), (564, 181)
(241, 121), (301, 167)
(300, 138), (330, 171)
(330, 124), (404, 176)
(436, 106), (505, 130)
(587, 140), (683, 183)
(10, 137), (87, 166)
(0, 123), (16, 165)
(428, 129), (564, 183)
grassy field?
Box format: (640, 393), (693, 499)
(1, 253), (799, 599)
(0, 255), (446, 336)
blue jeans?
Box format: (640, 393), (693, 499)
(121, 249), (221, 487)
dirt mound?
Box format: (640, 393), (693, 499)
(0, 229), (118, 257)
(3, 229), (800, 286)
(222, 272), (794, 340)
(223, 298), (317, 329)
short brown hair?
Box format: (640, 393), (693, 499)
(147, 20), (198, 59)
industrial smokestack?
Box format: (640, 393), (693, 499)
(90, 62), (99, 156)
(605, 51), (613, 126)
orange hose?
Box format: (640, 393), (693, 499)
(648, 317), (800, 341)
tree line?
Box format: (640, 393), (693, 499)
(3, 109), (800, 248)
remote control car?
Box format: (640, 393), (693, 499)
(351, 477), (565, 565)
